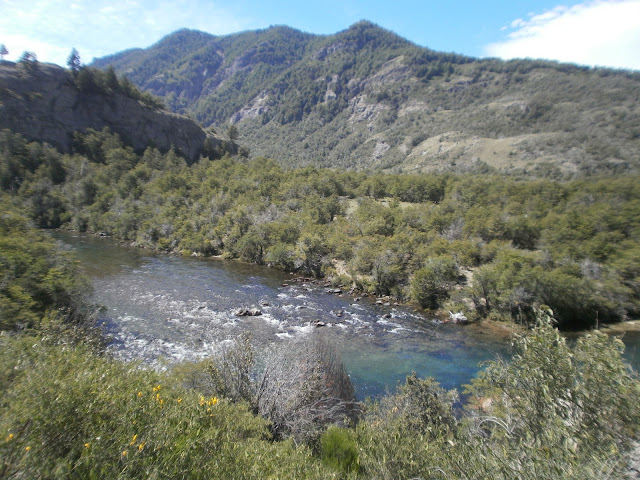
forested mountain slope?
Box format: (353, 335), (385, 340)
(93, 21), (640, 177)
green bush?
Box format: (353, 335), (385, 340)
(0, 200), (89, 331)
(410, 255), (458, 309)
(0, 336), (334, 479)
(320, 426), (360, 475)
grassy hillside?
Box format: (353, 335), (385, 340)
(93, 21), (640, 177)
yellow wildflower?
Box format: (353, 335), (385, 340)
(5, 433), (14, 442)
(177, 397), (182, 404)
(122, 450), (128, 457)
(199, 396), (205, 406)
(138, 441), (146, 451)
(84, 443), (91, 449)
(25, 446), (31, 452)
(137, 391), (142, 398)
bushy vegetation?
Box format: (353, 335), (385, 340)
(1, 196), (639, 479)
(73, 65), (165, 110)
(353, 312), (640, 479)
(3, 128), (639, 328)
(0, 336), (336, 479)
(0, 197), (90, 331)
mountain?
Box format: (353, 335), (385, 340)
(92, 21), (640, 177)
(0, 60), (221, 162)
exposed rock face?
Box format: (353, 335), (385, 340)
(0, 61), (207, 162)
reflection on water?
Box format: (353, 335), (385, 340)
(52, 231), (638, 399)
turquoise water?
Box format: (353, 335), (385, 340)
(52, 231), (638, 399)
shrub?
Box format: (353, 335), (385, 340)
(410, 255), (458, 309)
(256, 335), (358, 443)
(460, 309), (640, 479)
(0, 335), (334, 479)
(320, 426), (360, 474)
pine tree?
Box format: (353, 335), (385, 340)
(67, 48), (81, 74)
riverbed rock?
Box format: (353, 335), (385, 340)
(447, 311), (468, 324)
(235, 308), (262, 316)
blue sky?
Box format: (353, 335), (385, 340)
(1, 0), (639, 70)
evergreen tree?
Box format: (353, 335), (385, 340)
(227, 124), (239, 142)
(18, 51), (38, 72)
(67, 47), (81, 74)
(0, 44), (8, 61)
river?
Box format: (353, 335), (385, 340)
(53, 231), (640, 400)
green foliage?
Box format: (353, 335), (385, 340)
(18, 51), (37, 73)
(0, 197), (89, 331)
(0, 336), (334, 479)
(74, 66), (165, 109)
(411, 255), (458, 309)
(354, 373), (459, 480)
(320, 426), (360, 475)
(2, 128), (640, 327)
(458, 311), (640, 479)
(351, 315), (640, 480)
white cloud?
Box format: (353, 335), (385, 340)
(485, 0), (640, 70)
(0, 0), (250, 66)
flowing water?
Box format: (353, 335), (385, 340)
(53, 231), (639, 400)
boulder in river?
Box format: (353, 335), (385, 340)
(236, 308), (262, 317)
(447, 311), (468, 324)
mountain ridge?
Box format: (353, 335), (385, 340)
(93, 21), (639, 177)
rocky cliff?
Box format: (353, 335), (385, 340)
(0, 61), (209, 162)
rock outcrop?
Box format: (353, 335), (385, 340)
(0, 61), (208, 162)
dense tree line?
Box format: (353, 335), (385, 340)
(2, 128), (639, 329)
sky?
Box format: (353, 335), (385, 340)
(1, 0), (639, 71)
